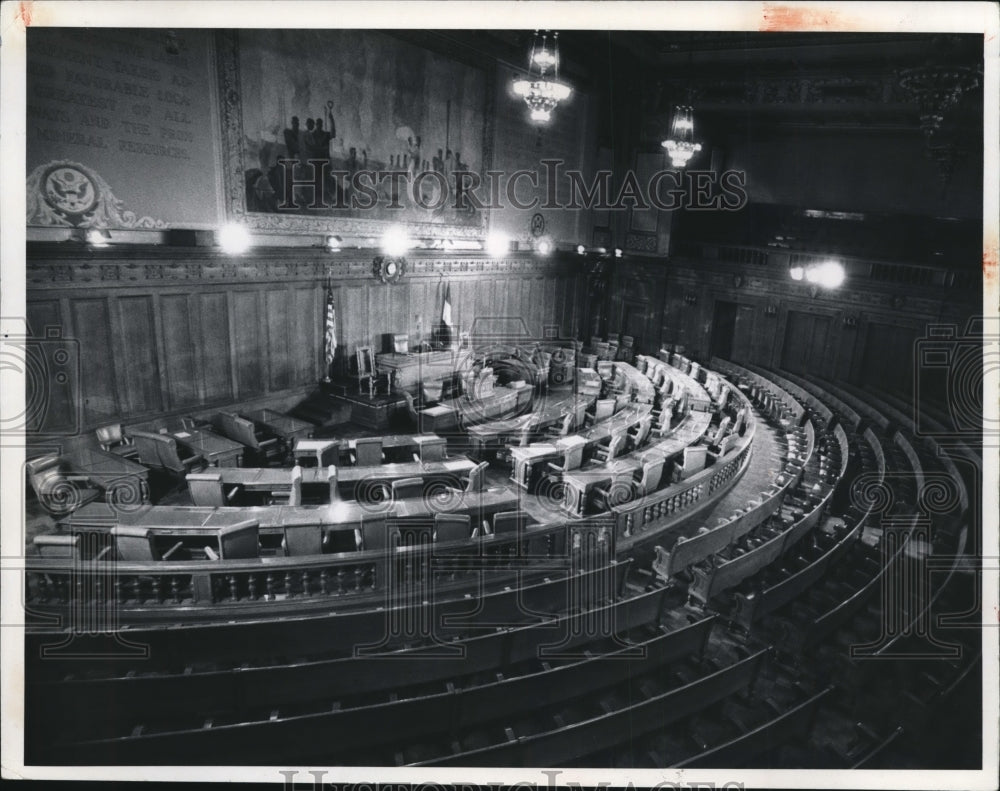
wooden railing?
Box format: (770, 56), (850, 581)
(25, 517), (617, 618)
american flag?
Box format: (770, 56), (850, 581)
(324, 287), (337, 369)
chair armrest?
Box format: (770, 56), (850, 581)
(482, 519), (491, 535)
(412, 453), (420, 463)
(258, 438), (280, 448)
(163, 540), (186, 560)
(225, 486), (240, 503)
(545, 462), (564, 474)
(95, 546), (113, 561)
(182, 454), (205, 470)
(203, 545), (219, 561)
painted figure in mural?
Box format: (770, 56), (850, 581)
(408, 135), (422, 177)
(283, 116), (300, 160)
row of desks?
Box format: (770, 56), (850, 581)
(59, 482), (521, 540)
(466, 393), (595, 454)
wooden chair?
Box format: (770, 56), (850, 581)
(112, 525), (184, 562)
(401, 391), (420, 426)
(629, 416), (653, 449)
(632, 454), (666, 496)
(453, 460), (488, 494)
(421, 380), (444, 405)
(356, 346), (375, 377)
(269, 465), (303, 506)
(413, 436), (447, 463)
(326, 465), (341, 502)
(359, 517), (399, 551)
(434, 513), (471, 542)
(351, 437), (384, 466)
(95, 423), (138, 459)
(587, 398), (616, 426)
(283, 524), (323, 556)
(491, 510), (530, 536)
(206, 520), (260, 560)
(391, 476), (424, 501)
(26, 454), (104, 515)
(186, 472), (240, 507)
(131, 430), (206, 477)
(211, 412), (284, 465)
(545, 411), (573, 439)
(593, 432), (627, 463)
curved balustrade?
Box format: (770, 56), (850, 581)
(25, 517), (619, 625)
(778, 369), (862, 433)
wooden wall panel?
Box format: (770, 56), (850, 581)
(116, 296), (163, 416)
(291, 287), (320, 383)
(266, 289), (292, 392)
(232, 291), (265, 398)
(160, 294), (199, 409)
(27, 249), (587, 430)
(67, 298), (118, 426)
(197, 291), (233, 404)
(24, 299), (78, 435)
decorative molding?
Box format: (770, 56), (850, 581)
(625, 233), (657, 252)
(26, 251), (579, 290)
(26, 161), (167, 230)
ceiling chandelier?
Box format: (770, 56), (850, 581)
(661, 105), (702, 168)
(899, 65), (980, 139)
(512, 30), (572, 123)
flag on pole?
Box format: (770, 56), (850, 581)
(442, 282), (453, 330)
(324, 285), (337, 373)
(440, 281), (453, 347)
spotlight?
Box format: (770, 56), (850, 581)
(381, 226), (413, 257)
(576, 244), (586, 255)
(85, 228), (111, 247)
(813, 261), (846, 289)
(536, 238), (553, 255)
(486, 232), (511, 257)
(613, 248), (623, 258)
(218, 224), (252, 254)
(789, 265), (805, 281)
(326, 235), (343, 251)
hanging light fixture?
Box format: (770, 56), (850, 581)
(661, 105), (702, 169)
(512, 30), (572, 123)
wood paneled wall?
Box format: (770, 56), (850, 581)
(600, 256), (978, 395)
(26, 247), (586, 434)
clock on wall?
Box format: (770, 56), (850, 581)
(372, 255), (407, 284)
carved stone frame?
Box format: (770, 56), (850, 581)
(215, 31), (495, 241)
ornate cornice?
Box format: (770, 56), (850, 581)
(25, 249), (582, 290)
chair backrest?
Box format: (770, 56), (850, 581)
(360, 517), (398, 551)
(111, 525), (159, 561)
(187, 472), (227, 507)
(288, 465), (303, 507)
(327, 465), (340, 501)
(492, 510), (527, 535)
(356, 346), (375, 377)
(465, 460), (488, 493)
(434, 513), (471, 542)
(284, 525), (323, 556)
(596, 361), (614, 380)
(154, 435), (187, 473)
(354, 437), (383, 466)
(639, 456), (666, 492)
(594, 399), (616, 422)
(130, 431), (166, 467)
(402, 391), (419, 421)
(605, 432), (627, 461)
(391, 476), (424, 501)
(573, 401), (588, 428)
(95, 423), (124, 448)
(25, 454), (64, 496)
(554, 412), (573, 436)
(213, 412), (260, 449)
(632, 417), (652, 446)
(217, 520), (260, 559)
(34, 534), (81, 559)
(416, 437), (447, 463)
(422, 380), (444, 403)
